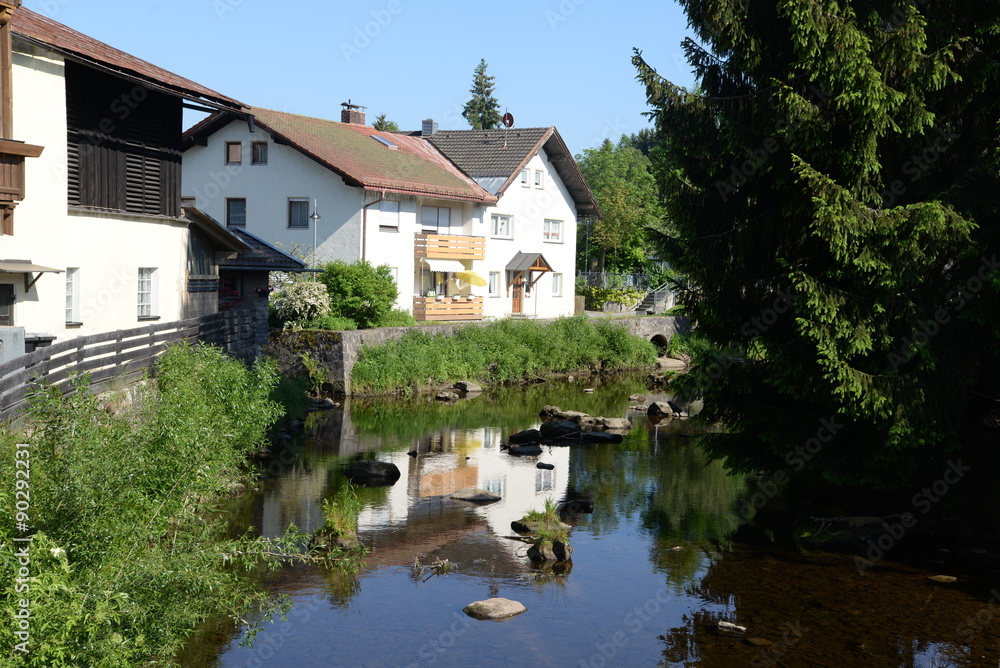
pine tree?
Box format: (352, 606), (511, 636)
(633, 1), (1000, 490)
(462, 59), (502, 130)
(372, 114), (399, 133)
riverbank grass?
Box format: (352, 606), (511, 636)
(351, 315), (658, 393)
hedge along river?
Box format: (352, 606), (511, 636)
(178, 374), (1000, 667)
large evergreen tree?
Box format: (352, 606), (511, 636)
(634, 1), (1000, 489)
(462, 58), (502, 130)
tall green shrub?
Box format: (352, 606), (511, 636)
(318, 260), (399, 329)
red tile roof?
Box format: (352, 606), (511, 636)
(247, 108), (497, 204)
(11, 7), (244, 112)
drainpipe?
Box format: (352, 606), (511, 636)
(361, 193), (384, 262)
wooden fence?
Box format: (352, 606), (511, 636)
(0, 310), (260, 423)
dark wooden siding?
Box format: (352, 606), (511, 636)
(65, 61), (182, 217)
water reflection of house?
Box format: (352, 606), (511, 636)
(357, 426), (571, 565)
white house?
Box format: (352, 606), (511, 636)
(182, 108), (599, 321)
(0, 4), (292, 353)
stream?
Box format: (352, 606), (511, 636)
(178, 375), (1000, 667)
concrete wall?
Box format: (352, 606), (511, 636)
(266, 316), (689, 396)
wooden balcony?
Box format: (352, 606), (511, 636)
(414, 233), (485, 261)
(413, 296), (484, 321)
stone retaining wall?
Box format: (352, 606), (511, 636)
(264, 316), (689, 396)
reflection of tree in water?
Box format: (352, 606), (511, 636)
(657, 536), (996, 667)
(568, 429), (746, 587)
(324, 561), (362, 608)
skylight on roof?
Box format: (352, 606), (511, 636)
(371, 135), (398, 150)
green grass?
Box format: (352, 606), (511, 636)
(350, 315), (658, 394)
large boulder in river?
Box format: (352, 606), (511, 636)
(449, 488), (501, 504)
(509, 428), (542, 445)
(454, 381), (483, 393)
(601, 417), (631, 430)
(345, 460), (401, 484)
(528, 539), (573, 563)
(463, 598), (527, 621)
(540, 420), (580, 439)
(648, 401), (683, 417)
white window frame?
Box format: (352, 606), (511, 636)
(421, 205), (451, 233)
(490, 213), (512, 239)
(543, 219), (563, 243)
(488, 271), (500, 297)
(552, 272), (562, 297)
(520, 169), (530, 187)
(288, 198), (310, 229)
(65, 267), (80, 324)
(534, 170), (544, 189)
(137, 267), (159, 320)
(379, 200), (400, 230)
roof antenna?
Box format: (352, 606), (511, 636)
(502, 109), (514, 149)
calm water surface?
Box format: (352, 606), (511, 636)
(179, 376), (1000, 667)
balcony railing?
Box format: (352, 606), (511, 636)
(414, 233), (485, 261)
(413, 296), (484, 321)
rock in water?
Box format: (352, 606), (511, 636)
(449, 488), (501, 504)
(539, 405), (562, 418)
(536, 462), (555, 470)
(509, 428), (542, 444)
(455, 380), (483, 393)
(629, 394), (646, 402)
(540, 420), (580, 439)
(507, 444), (543, 456)
(345, 460), (401, 484)
(528, 539), (573, 563)
(647, 401), (675, 417)
(716, 621), (747, 635)
(463, 598), (527, 621)
(600, 417), (631, 430)
(927, 575), (958, 583)
(436, 391), (459, 402)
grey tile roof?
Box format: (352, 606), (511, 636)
(219, 228), (309, 272)
(426, 128), (552, 178)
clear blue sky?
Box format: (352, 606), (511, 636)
(22, 0), (696, 156)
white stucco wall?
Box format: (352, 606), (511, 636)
(480, 148), (579, 320)
(2, 42), (192, 340)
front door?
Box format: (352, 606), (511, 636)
(511, 276), (523, 314)
(0, 284), (13, 326)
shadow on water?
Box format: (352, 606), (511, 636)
(177, 374), (1000, 668)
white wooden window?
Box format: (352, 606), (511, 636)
(544, 219), (563, 243)
(534, 170), (544, 188)
(520, 169), (530, 187)
(490, 214), (512, 239)
(288, 198), (310, 229)
(137, 267), (158, 319)
(65, 268), (80, 324)
(552, 273), (562, 297)
(379, 201), (400, 230)
(421, 206), (451, 233)
(488, 271), (500, 297)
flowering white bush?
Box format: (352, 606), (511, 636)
(273, 280), (330, 325)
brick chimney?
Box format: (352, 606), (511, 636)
(341, 100), (366, 125)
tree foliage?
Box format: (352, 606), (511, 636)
(372, 114), (399, 132)
(576, 136), (665, 273)
(318, 260), (399, 329)
(462, 58), (502, 130)
(634, 1), (1000, 489)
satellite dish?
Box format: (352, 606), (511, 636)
(502, 112), (514, 128)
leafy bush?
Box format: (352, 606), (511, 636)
(374, 308), (416, 328)
(0, 344), (344, 666)
(300, 314), (358, 331)
(273, 280), (331, 325)
(318, 260), (399, 329)
(577, 286), (645, 310)
(351, 315), (657, 393)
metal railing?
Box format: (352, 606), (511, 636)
(576, 271), (649, 290)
